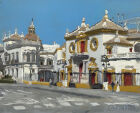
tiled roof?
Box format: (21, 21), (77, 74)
(10, 34), (21, 40)
(89, 19), (126, 32)
(65, 10), (127, 40)
(128, 29), (140, 33)
(65, 18), (89, 38)
(104, 37), (133, 46)
(127, 32), (140, 40)
(24, 33), (40, 41)
(65, 26), (88, 38)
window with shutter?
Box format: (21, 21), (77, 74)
(81, 41), (85, 53)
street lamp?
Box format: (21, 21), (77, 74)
(62, 61), (68, 87)
(62, 61), (67, 80)
(101, 55), (110, 82)
(29, 66), (32, 81)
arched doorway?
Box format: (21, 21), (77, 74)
(89, 69), (98, 86)
(122, 69), (136, 86)
(124, 73), (133, 86)
(91, 73), (95, 85)
(106, 72), (112, 84)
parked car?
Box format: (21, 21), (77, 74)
(69, 82), (75, 87)
(91, 83), (103, 89)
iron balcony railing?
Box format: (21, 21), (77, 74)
(71, 52), (89, 60)
(106, 52), (140, 60)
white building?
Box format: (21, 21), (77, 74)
(104, 30), (140, 86)
(1, 19), (42, 82)
(38, 42), (60, 82)
(53, 43), (66, 82)
(0, 19), (61, 83)
(64, 10), (130, 87)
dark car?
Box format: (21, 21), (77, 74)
(91, 83), (103, 89)
(69, 82), (75, 87)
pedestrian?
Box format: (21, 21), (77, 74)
(40, 77), (43, 82)
(111, 81), (115, 92)
(49, 78), (52, 87)
(116, 81), (120, 92)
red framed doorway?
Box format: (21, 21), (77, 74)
(124, 73), (133, 86)
(106, 72), (112, 84)
(91, 73), (95, 85)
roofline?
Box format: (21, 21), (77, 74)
(64, 28), (128, 41)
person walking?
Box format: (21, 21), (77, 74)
(111, 81), (115, 92)
(49, 78), (52, 87)
(116, 81), (120, 92)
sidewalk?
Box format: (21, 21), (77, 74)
(21, 83), (140, 98)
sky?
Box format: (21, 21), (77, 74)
(0, 0), (140, 45)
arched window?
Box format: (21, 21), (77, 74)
(23, 53), (26, 62)
(40, 57), (44, 65)
(106, 46), (113, 54)
(47, 58), (53, 66)
(32, 53), (36, 62)
(11, 53), (14, 64)
(134, 43), (140, 52)
(40, 61), (43, 65)
(12, 69), (14, 76)
(16, 52), (19, 63)
(27, 53), (30, 62)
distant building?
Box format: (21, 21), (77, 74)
(53, 43), (66, 83)
(1, 19), (42, 82)
(38, 42), (60, 82)
(0, 44), (4, 73)
(0, 19), (60, 83)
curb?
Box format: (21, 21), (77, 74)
(23, 80), (140, 94)
(29, 85), (102, 98)
(21, 83), (140, 98)
(0, 83), (139, 97)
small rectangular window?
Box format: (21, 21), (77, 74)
(129, 48), (132, 52)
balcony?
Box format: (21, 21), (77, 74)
(39, 65), (53, 70)
(76, 52), (88, 56)
(106, 52), (140, 60)
(57, 59), (66, 65)
(71, 52), (89, 60)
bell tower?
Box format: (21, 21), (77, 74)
(28, 18), (35, 34)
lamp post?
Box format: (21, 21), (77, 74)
(101, 55), (110, 82)
(63, 61), (67, 87)
(63, 61), (67, 80)
(29, 66), (32, 81)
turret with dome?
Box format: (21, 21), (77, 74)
(24, 18), (40, 42)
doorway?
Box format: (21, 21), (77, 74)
(124, 73), (133, 86)
(106, 72), (112, 84)
(91, 73), (95, 85)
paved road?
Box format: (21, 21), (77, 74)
(0, 84), (139, 113)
